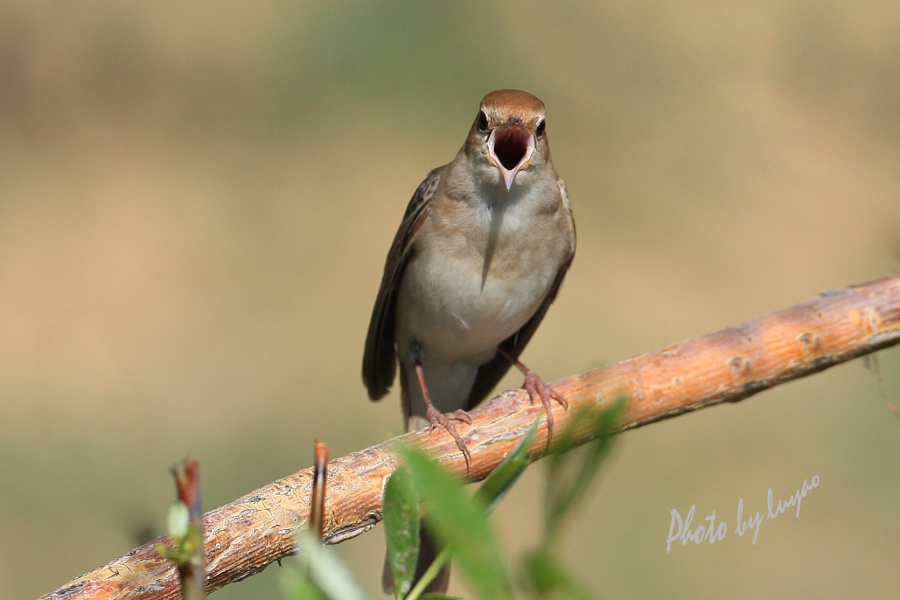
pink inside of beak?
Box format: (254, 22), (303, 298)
(493, 126), (531, 170)
(488, 126), (535, 190)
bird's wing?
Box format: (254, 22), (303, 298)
(362, 168), (442, 400)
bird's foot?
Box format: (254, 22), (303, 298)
(497, 348), (568, 445)
(444, 409), (472, 424)
(521, 369), (567, 444)
(425, 405), (472, 470)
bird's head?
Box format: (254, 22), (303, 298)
(467, 89), (549, 190)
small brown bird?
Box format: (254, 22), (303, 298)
(362, 89), (575, 595)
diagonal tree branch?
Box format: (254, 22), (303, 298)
(41, 275), (900, 600)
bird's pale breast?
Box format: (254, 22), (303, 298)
(396, 201), (563, 365)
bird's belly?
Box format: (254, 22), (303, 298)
(396, 251), (555, 365)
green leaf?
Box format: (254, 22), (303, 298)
(475, 410), (541, 514)
(383, 466), (421, 598)
(155, 521), (201, 565)
(279, 566), (328, 600)
(544, 399), (625, 545)
(521, 548), (594, 600)
(400, 445), (514, 600)
(166, 500), (190, 540)
(405, 544), (452, 600)
(298, 531), (370, 600)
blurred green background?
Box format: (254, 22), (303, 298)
(2, 2), (899, 599)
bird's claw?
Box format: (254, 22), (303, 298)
(522, 371), (567, 444)
(426, 405), (472, 471)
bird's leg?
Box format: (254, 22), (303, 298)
(411, 343), (472, 469)
(498, 348), (567, 443)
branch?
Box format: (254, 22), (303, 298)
(40, 275), (900, 600)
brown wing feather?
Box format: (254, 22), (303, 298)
(362, 169), (442, 400)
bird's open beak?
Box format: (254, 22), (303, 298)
(487, 125), (535, 190)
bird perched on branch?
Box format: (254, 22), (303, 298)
(362, 89), (576, 595)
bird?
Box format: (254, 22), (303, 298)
(362, 89), (576, 595)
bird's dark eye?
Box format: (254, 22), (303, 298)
(535, 118), (546, 137)
(476, 110), (489, 132)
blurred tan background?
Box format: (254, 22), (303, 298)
(2, 2), (899, 599)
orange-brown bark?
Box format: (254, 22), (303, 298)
(41, 275), (900, 600)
